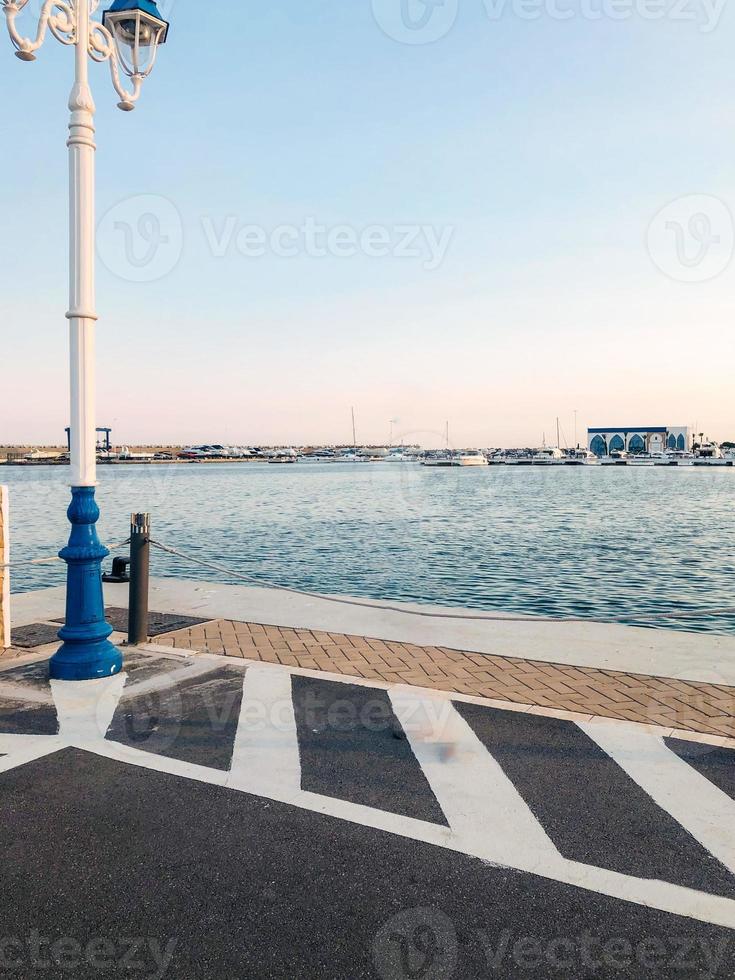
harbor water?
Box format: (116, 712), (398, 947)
(3, 462), (735, 635)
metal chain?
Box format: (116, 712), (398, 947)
(148, 539), (735, 625)
(0, 538), (130, 571)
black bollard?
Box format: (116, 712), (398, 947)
(128, 513), (150, 645)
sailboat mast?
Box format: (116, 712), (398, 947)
(351, 408), (357, 451)
(556, 417), (561, 449)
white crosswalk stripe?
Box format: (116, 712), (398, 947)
(228, 662), (301, 799)
(1, 657), (735, 929)
(580, 719), (735, 878)
(389, 686), (559, 869)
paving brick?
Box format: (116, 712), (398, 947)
(156, 618), (735, 739)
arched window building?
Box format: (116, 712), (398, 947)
(587, 426), (691, 457)
(590, 435), (607, 457)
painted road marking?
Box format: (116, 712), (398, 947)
(388, 686), (558, 869)
(454, 700), (735, 898)
(228, 663), (302, 799)
(1, 659), (734, 930)
(581, 720), (735, 879)
(666, 738), (735, 803)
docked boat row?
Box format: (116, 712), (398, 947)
(8, 441), (735, 467)
(487, 443), (735, 466)
(423, 450), (489, 467)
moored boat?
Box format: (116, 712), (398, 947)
(563, 449), (599, 465)
(600, 450), (629, 466)
(531, 447), (565, 465)
(453, 450), (488, 467)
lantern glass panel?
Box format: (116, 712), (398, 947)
(103, 6), (168, 77)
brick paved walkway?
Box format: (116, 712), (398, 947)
(156, 619), (735, 741)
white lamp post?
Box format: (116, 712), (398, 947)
(2, 0), (169, 680)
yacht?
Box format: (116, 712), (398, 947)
(531, 447), (565, 465)
(23, 449), (63, 462)
(266, 448), (298, 464)
(302, 449), (336, 461)
(563, 449), (599, 465)
(600, 450), (629, 466)
(693, 442), (726, 465)
(422, 452), (455, 467)
(119, 447), (155, 460)
(453, 450), (488, 467)
(664, 450), (695, 466)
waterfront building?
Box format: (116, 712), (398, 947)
(587, 426), (691, 457)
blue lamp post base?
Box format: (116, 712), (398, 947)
(49, 487), (122, 681)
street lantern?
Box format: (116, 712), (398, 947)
(2, 0), (170, 680)
(102, 0), (168, 80)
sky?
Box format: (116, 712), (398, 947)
(1, 0), (734, 449)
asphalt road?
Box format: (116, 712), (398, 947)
(0, 653), (734, 978)
(0, 748), (732, 979)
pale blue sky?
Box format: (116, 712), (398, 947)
(2, 0), (734, 448)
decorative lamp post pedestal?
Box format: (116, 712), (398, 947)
(2, 0), (169, 680)
(54, 487), (121, 680)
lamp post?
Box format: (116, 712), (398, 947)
(3, 0), (169, 680)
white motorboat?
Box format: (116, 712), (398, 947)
(563, 449), (599, 465)
(531, 447), (565, 465)
(600, 450), (629, 466)
(693, 442), (726, 465)
(119, 447), (155, 460)
(453, 450), (488, 467)
(422, 452), (455, 467)
(628, 454), (657, 467)
(23, 449), (63, 462)
(267, 448), (298, 464)
(663, 450), (695, 466)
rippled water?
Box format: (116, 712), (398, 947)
(3, 462), (735, 634)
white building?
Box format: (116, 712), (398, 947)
(587, 426), (691, 457)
